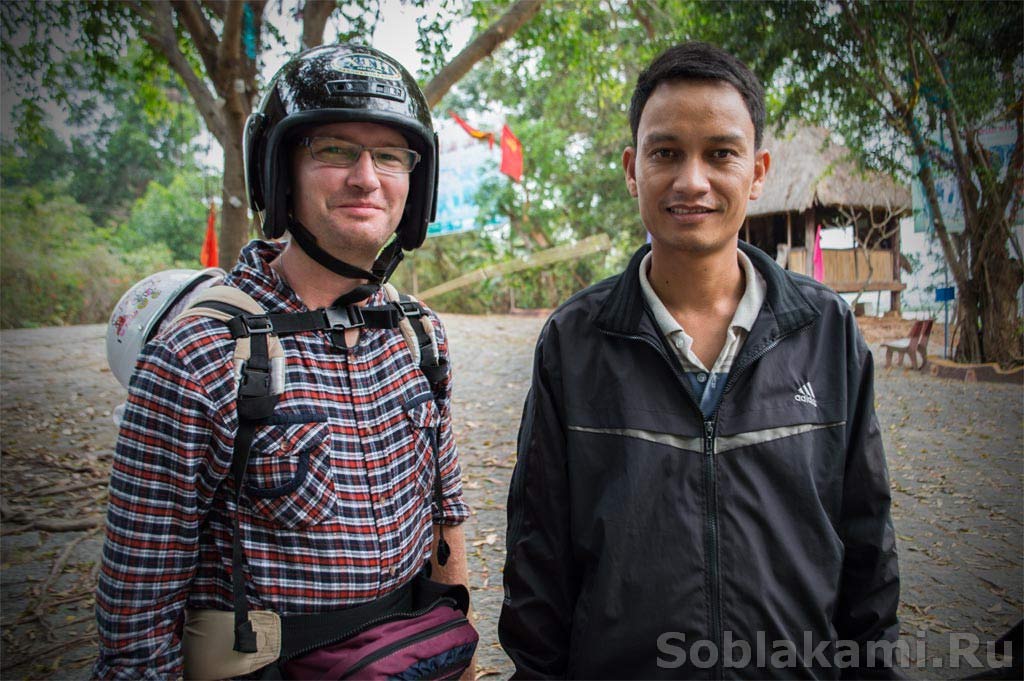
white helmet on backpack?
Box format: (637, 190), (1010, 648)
(106, 268), (225, 389)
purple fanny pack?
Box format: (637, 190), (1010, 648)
(283, 603), (477, 680)
(278, 574), (478, 680)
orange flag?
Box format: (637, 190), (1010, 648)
(201, 202), (218, 268)
(449, 111), (495, 147)
(500, 124), (523, 182)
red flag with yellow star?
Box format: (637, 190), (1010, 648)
(500, 124), (523, 182)
(449, 111), (495, 148)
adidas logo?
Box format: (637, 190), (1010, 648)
(794, 382), (818, 407)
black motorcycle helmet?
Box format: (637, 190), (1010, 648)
(244, 44), (438, 283)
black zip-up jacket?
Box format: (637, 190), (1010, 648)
(499, 243), (901, 679)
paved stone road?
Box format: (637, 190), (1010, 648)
(1, 317), (1020, 679)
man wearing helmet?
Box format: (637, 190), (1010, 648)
(94, 45), (472, 679)
(277, 121), (416, 312)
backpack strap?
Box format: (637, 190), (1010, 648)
(174, 285), (282, 652)
(381, 283), (446, 395)
(172, 284), (455, 649)
(172, 286), (287, 399)
(381, 284), (452, 566)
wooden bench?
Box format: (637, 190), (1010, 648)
(882, 319), (933, 370)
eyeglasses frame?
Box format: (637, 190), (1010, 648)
(299, 136), (421, 174)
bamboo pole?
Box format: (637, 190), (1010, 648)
(417, 234), (611, 301)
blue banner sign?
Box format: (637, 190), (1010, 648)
(429, 122), (504, 238)
(935, 286), (955, 302)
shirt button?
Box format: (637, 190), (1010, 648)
(389, 567), (397, 577)
(697, 373), (708, 384)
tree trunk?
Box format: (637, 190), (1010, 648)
(141, 0), (543, 264)
(908, 120), (1024, 367)
(970, 243), (1023, 367)
(940, 228), (1024, 367)
(954, 282), (983, 363)
(301, 0), (335, 48)
(219, 125), (251, 266)
(947, 194), (1023, 366)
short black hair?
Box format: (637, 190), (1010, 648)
(628, 41), (766, 149)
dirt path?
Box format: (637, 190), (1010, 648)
(1, 316), (1020, 679)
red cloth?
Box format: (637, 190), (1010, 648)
(500, 124), (523, 182)
(201, 202), (218, 268)
(812, 223), (825, 282)
(449, 111), (494, 148)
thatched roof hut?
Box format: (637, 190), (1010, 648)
(749, 125), (911, 218)
(743, 125), (912, 312)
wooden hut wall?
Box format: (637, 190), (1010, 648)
(745, 213), (802, 258)
(788, 248), (901, 292)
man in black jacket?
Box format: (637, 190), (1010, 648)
(499, 42), (902, 679)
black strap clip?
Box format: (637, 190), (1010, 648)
(234, 619), (259, 653)
(325, 305), (366, 349)
(228, 313), (274, 339)
(324, 305), (366, 331)
(238, 364), (272, 398)
(396, 300), (423, 318)
(361, 304), (403, 329)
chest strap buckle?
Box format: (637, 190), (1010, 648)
(324, 305), (366, 331)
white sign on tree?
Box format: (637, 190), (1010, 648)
(429, 121), (504, 237)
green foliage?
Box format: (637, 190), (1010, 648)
(699, 1), (1022, 180)
(410, 0), (460, 77)
(0, 127), (71, 188)
(2, 39), (202, 228)
(1, 184), (177, 328)
(68, 55), (203, 225)
(0, 1), (136, 143)
(315, 0), (459, 79)
(0, 45), (206, 327)
(696, 0), (1022, 364)
(391, 232), (503, 313)
(0, 97), (207, 327)
(415, 0), (709, 310)
(119, 169), (212, 265)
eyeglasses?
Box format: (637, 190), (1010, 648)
(301, 137), (421, 173)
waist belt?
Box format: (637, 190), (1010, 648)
(277, 581), (413, 664)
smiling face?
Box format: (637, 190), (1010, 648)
(291, 121), (410, 267)
(623, 79), (769, 257)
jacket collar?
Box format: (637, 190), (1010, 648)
(594, 241), (819, 338)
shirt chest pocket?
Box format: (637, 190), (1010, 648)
(403, 393), (440, 499)
(244, 415), (338, 529)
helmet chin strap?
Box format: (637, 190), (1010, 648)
(287, 219), (406, 307)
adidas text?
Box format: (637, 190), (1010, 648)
(794, 382), (818, 407)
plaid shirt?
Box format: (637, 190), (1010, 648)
(95, 241), (469, 680)
(638, 249), (766, 416)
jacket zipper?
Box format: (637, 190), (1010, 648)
(702, 322), (812, 680)
(608, 332), (705, 415)
(607, 329), (725, 672)
(702, 417), (722, 678)
(614, 327), (803, 680)
(721, 338), (780, 395)
(339, 616), (470, 679)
